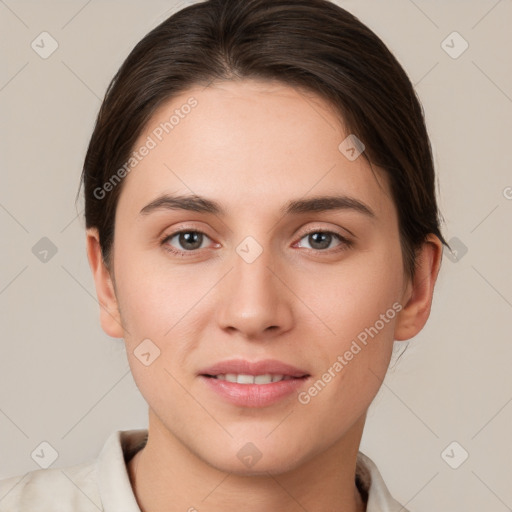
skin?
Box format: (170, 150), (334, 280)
(86, 79), (442, 512)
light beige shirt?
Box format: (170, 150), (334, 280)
(0, 430), (409, 511)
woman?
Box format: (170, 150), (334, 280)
(0, 0), (445, 510)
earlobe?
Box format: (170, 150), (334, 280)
(394, 234), (443, 341)
(85, 228), (124, 338)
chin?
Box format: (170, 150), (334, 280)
(198, 437), (310, 476)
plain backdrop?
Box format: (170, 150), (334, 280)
(1, 1), (511, 510)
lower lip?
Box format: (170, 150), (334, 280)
(200, 375), (309, 408)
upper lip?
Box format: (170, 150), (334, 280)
(199, 359), (309, 378)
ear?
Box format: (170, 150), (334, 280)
(85, 228), (124, 338)
(394, 234), (443, 341)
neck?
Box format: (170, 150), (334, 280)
(128, 411), (367, 512)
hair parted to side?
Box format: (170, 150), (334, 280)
(78, 0), (447, 277)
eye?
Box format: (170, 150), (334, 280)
(160, 228), (352, 257)
(161, 230), (213, 255)
(295, 230), (352, 252)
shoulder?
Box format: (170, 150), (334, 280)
(0, 429), (147, 512)
(0, 459), (100, 512)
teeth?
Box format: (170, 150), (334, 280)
(214, 373), (291, 384)
(254, 374), (273, 384)
(237, 374), (255, 384)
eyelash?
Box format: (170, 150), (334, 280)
(160, 228), (353, 257)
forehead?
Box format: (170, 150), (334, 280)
(116, 79), (394, 222)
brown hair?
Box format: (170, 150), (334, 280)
(78, 0), (447, 277)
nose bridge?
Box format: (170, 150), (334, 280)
(215, 238), (293, 338)
(234, 244), (275, 302)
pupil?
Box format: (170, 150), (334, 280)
(310, 232), (331, 250)
(180, 232), (202, 250)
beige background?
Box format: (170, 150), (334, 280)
(1, 0), (511, 510)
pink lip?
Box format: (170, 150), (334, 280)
(199, 358), (309, 378)
(198, 358), (310, 408)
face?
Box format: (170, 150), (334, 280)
(95, 79), (415, 474)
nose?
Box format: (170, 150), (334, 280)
(215, 247), (294, 340)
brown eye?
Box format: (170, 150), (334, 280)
(163, 231), (210, 252)
(306, 232), (333, 250)
(296, 230), (352, 252)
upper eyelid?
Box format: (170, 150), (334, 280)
(298, 227), (350, 239)
(162, 220), (352, 236)
(162, 226), (349, 239)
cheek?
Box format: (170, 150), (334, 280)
(297, 298), (399, 429)
(297, 243), (404, 395)
(112, 245), (218, 396)
(302, 245), (404, 342)
(114, 247), (208, 337)
(113, 254), (202, 407)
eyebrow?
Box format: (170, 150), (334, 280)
(138, 193), (375, 218)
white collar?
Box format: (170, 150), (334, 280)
(98, 429), (409, 512)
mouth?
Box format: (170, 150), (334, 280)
(199, 358), (310, 382)
(202, 373), (308, 384)
(198, 359), (310, 407)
